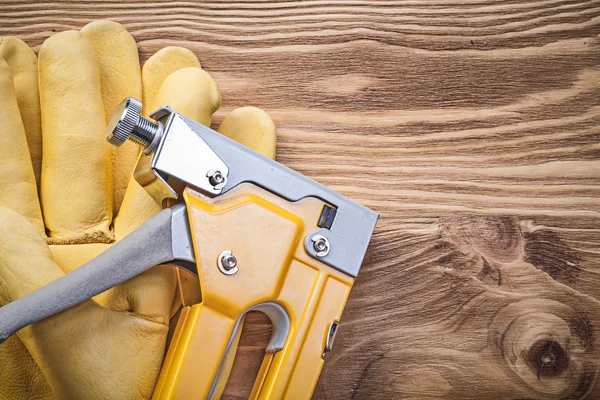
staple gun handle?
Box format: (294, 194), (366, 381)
(0, 207), (180, 343)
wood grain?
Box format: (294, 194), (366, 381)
(1, 0), (599, 398)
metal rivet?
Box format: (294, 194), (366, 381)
(207, 169), (226, 189)
(311, 235), (331, 257)
(218, 250), (238, 275)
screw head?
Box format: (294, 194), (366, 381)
(218, 250), (238, 275)
(107, 98), (142, 146)
(222, 254), (237, 270)
(207, 169), (227, 189)
(314, 239), (327, 252)
(311, 235), (331, 257)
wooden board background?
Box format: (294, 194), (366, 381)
(2, 0), (600, 398)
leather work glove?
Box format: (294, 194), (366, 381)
(0, 20), (276, 400)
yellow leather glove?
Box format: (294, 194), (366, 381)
(0, 20), (276, 400)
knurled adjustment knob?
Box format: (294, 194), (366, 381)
(106, 97), (159, 149)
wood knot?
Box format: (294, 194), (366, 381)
(490, 299), (599, 397)
(440, 215), (523, 263)
(528, 339), (569, 378)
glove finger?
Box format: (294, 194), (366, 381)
(38, 30), (113, 244)
(155, 67), (221, 126)
(113, 178), (163, 238)
(81, 21), (142, 123)
(0, 37), (42, 189)
(82, 20), (142, 215)
(0, 59), (44, 236)
(141, 46), (200, 116)
(218, 106), (277, 159)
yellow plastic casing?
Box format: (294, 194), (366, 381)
(153, 183), (356, 399)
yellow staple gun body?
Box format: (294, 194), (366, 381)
(156, 185), (355, 398)
(0, 98), (378, 399)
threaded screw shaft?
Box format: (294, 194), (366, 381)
(106, 97), (160, 150)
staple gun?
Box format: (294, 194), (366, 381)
(0, 98), (378, 399)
